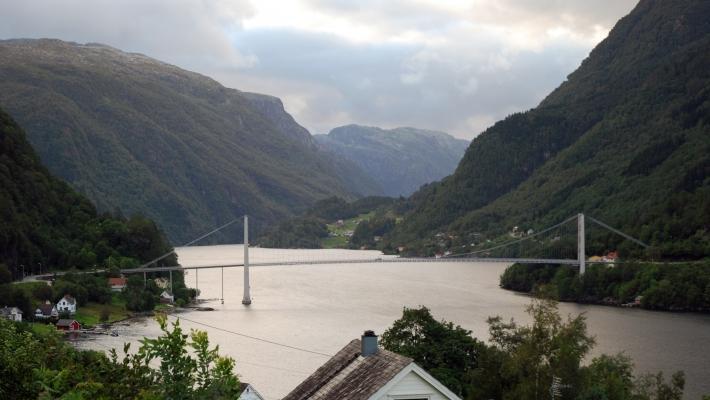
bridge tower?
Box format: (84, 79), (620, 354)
(242, 215), (252, 305)
(578, 213), (586, 275)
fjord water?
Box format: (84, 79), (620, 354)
(80, 246), (710, 399)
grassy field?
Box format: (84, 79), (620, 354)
(321, 212), (374, 249)
(321, 235), (348, 248)
(74, 295), (129, 327)
(29, 322), (56, 336)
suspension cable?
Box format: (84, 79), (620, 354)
(586, 215), (649, 248)
(445, 214), (578, 258)
(139, 217), (242, 269)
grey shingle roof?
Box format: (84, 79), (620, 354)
(37, 304), (54, 315)
(283, 339), (412, 400)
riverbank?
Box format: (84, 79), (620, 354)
(499, 261), (710, 313)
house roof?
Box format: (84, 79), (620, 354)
(56, 319), (80, 327)
(108, 277), (127, 286)
(37, 304), (55, 315)
(1, 306), (22, 314)
(60, 295), (76, 305)
(282, 339), (412, 400)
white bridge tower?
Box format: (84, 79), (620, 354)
(242, 215), (252, 305)
(578, 213), (586, 275)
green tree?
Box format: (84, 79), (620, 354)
(99, 307), (111, 323)
(381, 306), (487, 397)
(139, 315), (241, 399)
(632, 371), (685, 400)
(578, 354), (635, 400)
(0, 264), (11, 284)
(486, 297), (595, 400)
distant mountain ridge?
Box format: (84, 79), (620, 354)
(0, 38), (380, 242)
(386, 0), (710, 258)
(314, 124), (469, 197)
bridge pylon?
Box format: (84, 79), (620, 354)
(242, 215), (252, 305)
(578, 213), (586, 275)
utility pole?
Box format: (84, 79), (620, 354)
(242, 215), (252, 305)
(221, 267), (224, 304)
(578, 213), (586, 275)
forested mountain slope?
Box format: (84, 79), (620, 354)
(0, 39), (379, 243)
(0, 107), (174, 276)
(315, 125), (469, 197)
(386, 0), (710, 258)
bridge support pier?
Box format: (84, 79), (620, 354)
(242, 215), (252, 305)
(578, 213), (586, 275)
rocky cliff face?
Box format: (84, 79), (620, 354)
(240, 92), (315, 148)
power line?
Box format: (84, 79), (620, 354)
(168, 315), (333, 358)
(237, 359), (312, 376)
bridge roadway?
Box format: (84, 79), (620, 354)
(119, 257), (615, 274)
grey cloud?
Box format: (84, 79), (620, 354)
(0, 0), (637, 139)
(0, 0), (255, 69)
(221, 28), (589, 138)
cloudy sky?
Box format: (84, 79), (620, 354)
(0, 0), (637, 139)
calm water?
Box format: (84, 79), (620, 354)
(76, 246), (710, 399)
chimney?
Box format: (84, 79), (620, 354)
(361, 330), (378, 356)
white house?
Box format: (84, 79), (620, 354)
(159, 290), (174, 304)
(0, 306), (23, 322)
(238, 383), (265, 400)
(35, 301), (59, 319)
(56, 295), (77, 315)
(283, 330), (462, 400)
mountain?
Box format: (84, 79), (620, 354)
(0, 106), (174, 275)
(386, 0), (710, 258)
(314, 125), (469, 197)
(0, 39), (380, 243)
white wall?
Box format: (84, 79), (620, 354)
(376, 370), (448, 400)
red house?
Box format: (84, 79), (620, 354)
(108, 277), (128, 292)
(56, 319), (81, 331)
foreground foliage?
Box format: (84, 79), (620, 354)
(383, 300), (688, 400)
(0, 315), (240, 399)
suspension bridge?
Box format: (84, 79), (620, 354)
(120, 213), (651, 306)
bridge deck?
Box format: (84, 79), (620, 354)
(120, 257), (614, 274)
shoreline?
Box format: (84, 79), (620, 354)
(500, 286), (710, 315)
